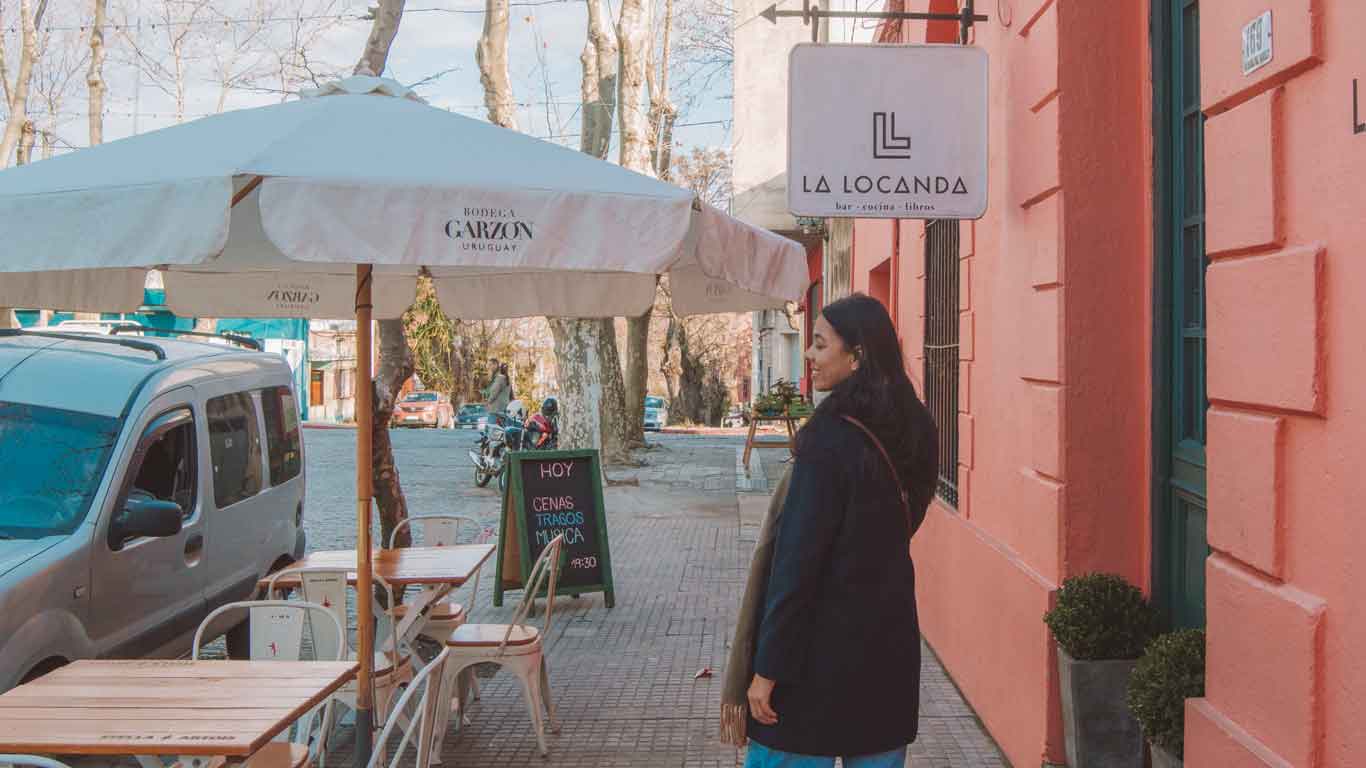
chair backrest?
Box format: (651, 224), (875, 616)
(503, 534), (565, 650)
(192, 600), (345, 663)
(190, 600), (344, 764)
(268, 566), (402, 663)
(367, 647), (451, 768)
(389, 514), (489, 549)
(0, 757), (74, 768)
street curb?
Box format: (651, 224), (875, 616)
(303, 422), (357, 430)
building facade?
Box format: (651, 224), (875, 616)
(803, 1), (1364, 766)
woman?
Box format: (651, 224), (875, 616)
(723, 294), (939, 768)
(483, 361), (512, 416)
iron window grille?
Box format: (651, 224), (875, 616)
(923, 220), (960, 507)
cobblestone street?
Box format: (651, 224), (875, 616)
(305, 428), (1007, 767)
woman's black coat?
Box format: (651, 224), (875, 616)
(748, 413), (922, 757)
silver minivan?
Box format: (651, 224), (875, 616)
(0, 328), (307, 691)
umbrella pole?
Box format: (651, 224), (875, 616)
(354, 264), (376, 765)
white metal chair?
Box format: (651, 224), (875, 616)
(266, 568), (415, 732)
(190, 600), (345, 768)
(366, 648), (451, 768)
(0, 758), (74, 768)
(387, 515), (493, 641)
(434, 534), (565, 757)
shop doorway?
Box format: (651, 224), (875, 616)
(1152, 0), (1209, 629)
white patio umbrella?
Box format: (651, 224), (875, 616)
(0, 75), (806, 759)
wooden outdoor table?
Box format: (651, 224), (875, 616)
(0, 659), (357, 764)
(741, 413), (807, 475)
(259, 543), (495, 590)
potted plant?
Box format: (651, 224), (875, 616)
(1127, 629), (1206, 768)
(1043, 573), (1160, 768)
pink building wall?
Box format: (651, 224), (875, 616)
(1188, 0), (1366, 765)
(848, 1), (1366, 765)
(859, 2), (1153, 765)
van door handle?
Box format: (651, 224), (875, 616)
(184, 534), (204, 564)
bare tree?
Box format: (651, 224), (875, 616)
(541, 0), (632, 461)
(351, 0), (412, 547)
(672, 146), (730, 208)
(476, 0), (515, 128)
(118, 0), (216, 123)
(31, 17), (90, 159)
(617, 0), (658, 446)
(87, 0), (108, 144)
(645, 0), (676, 180)
(0, 0), (50, 166)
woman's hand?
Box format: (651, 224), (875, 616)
(748, 674), (778, 725)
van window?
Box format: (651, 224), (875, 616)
(128, 409), (197, 519)
(207, 393), (263, 508)
(261, 386), (302, 486)
(0, 401), (120, 539)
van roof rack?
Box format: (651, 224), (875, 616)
(0, 328), (168, 360)
(108, 325), (263, 351)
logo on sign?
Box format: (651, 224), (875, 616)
(267, 283), (322, 311)
(445, 207), (534, 254)
(872, 112), (911, 159)
(1242, 11), (1273, 75)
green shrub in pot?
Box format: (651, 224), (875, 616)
(1044, 573), (1161, 660)
(1127, 629), (1206, 766)
(1043, 573), (1160, 768)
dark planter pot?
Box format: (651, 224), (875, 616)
(1057, 649), (1144, 768)
(1149, 743), (1182, 768)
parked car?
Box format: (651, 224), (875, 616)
(390, 390), (455, 429)
(457, 402), (488, 429)
(644, 395), (668, 431)
(0, 328), (307, 693)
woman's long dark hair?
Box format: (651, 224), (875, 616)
(794, 293), (939, 535)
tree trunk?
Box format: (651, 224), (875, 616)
(355, 0), (407, 77)
(676, 321), (705, 423)
(15, 121), (35, 165)
(546, 0), (631, 462)
(476, 0), (517, 129)
(0, 0), (44, 168)
(354, 0), (411, 549)
(660, 315), (678, 411)
(372, 318), (414, 549)
(579, 0), (616, 158)
(617, 0), (656, 445)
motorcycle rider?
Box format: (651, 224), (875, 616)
(523, 396), (559, 449)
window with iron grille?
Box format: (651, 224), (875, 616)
(923, 220), (960, 507)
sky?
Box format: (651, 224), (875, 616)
(1, 0), (737, 159)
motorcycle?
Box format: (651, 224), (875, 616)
(469, 398), (559, 492)
(470, 411), (522, 492)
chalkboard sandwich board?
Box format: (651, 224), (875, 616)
(494, 449), (615, 608)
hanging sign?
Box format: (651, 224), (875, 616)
(493, 449), (615, 608)
(787, 44), (989, 220)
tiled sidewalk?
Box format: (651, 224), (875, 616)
(333, 439), (1008, 767)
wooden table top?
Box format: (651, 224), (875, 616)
(261, 543), (496, 589)
(0, 659), (357, 757)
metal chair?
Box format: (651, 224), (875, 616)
(191, 600), (345, 768)
(366, 647), (451, 768)
(434, 534), (565, 757)
(387, 515), (493, 641)
(266, 568), (415, 734)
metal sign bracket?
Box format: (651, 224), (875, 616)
(760, 0), (988, 43)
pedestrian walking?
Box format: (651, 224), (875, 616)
(722, 293), (939, 767)
(483, 360), (513, 415)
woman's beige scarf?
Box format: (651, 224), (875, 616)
(720, 468), (792, 747)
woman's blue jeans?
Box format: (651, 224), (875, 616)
(744, 740), (908, 768)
